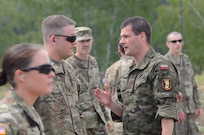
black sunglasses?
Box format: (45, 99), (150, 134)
(169, 39), (183, 44)
(20, 64), (54, 75)
(54, 34), (76, 43)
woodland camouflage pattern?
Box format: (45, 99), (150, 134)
(34, 60), (85, 135)
(118, 48), (179, 135)
(0, 91), (45, 135)
(165, 52), (201, 135)
(66, 55), (109, 135)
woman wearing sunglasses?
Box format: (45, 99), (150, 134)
(0, 43), (55, 135)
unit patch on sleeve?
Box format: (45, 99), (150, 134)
(162, 78), (172, 90)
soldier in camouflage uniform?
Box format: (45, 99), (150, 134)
(165, 31), (202, 135)
(95, 16), (179, 135)
(105, 44), (134, 106)
(34, 15), (86, 135)
(104, 44), (134, 135)
(66, 27), (110, 135)
(0, 43), (55, 135)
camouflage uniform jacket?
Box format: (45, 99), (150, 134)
(0, 91), (45, 135)
(105, 56), (134, 106)
(66, 55), (110, 128)
(165, 52), (201, 113)
(34, 60), (85, 135)
(119, 47), (179, 134)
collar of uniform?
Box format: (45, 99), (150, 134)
(131, 47), (155, 71)
(50, 59), (64, 74)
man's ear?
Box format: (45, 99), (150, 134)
(50, 35), (56, 43)
(139, 31), (146, 42)
(166, 41), (170, 48)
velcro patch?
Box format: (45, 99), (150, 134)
(0, 123), (7, 135)
(160, 64), (169, 70)
(162, 78), (172, 90)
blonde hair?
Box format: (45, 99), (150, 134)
(42, 15), (76, 44)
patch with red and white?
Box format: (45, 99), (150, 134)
(160, 64), (169, 71)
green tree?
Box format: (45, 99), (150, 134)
(152, 0), (204, 74)
(0, 0), (163, 72)
(2, 0), (203, 74)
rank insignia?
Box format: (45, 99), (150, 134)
(162, 78), (172, 90)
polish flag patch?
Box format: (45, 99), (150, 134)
(160, 64), (169, 70)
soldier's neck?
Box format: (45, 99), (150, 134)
(75, 52), (88, 60)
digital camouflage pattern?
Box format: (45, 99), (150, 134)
(34, 60), (85, 135)
(119, 48), (179, 135)
(165, 52), (201, 135)
(105, 56), (134, 135)
(0, 91), (45, 135)
(66, 55), (109, 135)
(105, 56), (134, 106)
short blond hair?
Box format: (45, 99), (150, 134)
(42, 15), (76, 44)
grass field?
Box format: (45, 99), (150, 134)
(0, 74), (204, 134)
(195, 73), (204, 134)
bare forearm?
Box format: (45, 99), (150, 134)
(108, 99), (123, 117)
(161, 118), (174, 135)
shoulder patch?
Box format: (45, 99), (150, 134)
(162, 78), (172, 90)
(160, 64), (169, 71)
(0, 123), (7, 134)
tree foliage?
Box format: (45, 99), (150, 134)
(153, 0), (204, 74)
(0, 0), (203, 73)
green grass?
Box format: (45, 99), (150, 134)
(200, 127), (204, 134)
(195, 73), (204, 90)
(195, 74), (204, 134)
